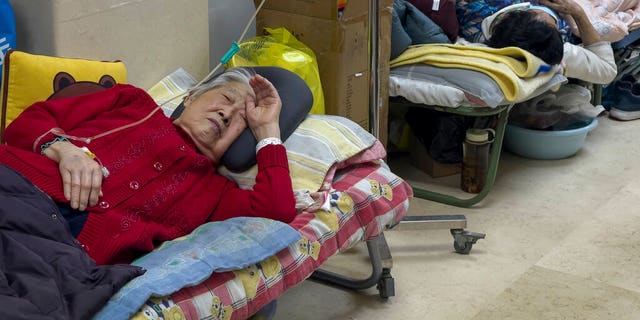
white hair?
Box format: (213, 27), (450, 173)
(188, 67), (256, 100)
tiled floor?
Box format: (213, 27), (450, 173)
(274, 115), (640, 319)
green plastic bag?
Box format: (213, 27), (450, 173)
(227, 27), (325, 115)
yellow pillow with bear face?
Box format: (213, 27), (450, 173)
(0, 50), (127, 142)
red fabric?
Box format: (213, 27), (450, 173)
(406, 0), (459, 42)
(0, 84), (296, 265)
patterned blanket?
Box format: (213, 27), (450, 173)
(218, 114), (379, 193)
(130, 162), (412, 320)
(92, 114), (408, 320)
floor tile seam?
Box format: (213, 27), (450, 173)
(494, 168), (634, 200)
(466, 264), (546, 320)
(572, 167), (640, 192)
(529, 264), (640, 296)
(525, 206), (611, 269)
(468, 264), (640, 320)
(554, 178), (640, 224)
(525, 188), (640, 294)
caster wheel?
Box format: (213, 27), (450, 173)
(377, 269), (395, 299)
(451, 229), (485, 254)
(454, 240), (473, 254)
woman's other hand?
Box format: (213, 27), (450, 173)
(540, 0), (601, 45)
(245, 74), (282, 141)
(539, 0), (581, 17)
(43, 141), (103, 211)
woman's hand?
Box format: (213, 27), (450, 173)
(245, 74), (282, 141)
(43, 141), (103, 211)
(539, 0), (581, 16)
(540, 0), (602, 45)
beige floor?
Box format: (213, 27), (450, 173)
(274, 114), (640, 320)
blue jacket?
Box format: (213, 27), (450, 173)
(391, 0), (450, 59)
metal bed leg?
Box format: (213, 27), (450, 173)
(310, 233), (395, 299)
(411, 103), (510, 207)
(390, 215), (486, 254)
(384, 99), (502, 255)
(592, 84), (602, 106)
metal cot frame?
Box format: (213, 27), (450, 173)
(311, 0), (493, 298)
(312, 2), (639, 299)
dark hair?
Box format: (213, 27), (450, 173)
(487, 10), (564, 65)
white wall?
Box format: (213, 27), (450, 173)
(208, 0), (256, 71)
(9, 0), (210, 89)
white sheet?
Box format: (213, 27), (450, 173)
(389, 75), (466, 108)
(389, 66), (568, 109)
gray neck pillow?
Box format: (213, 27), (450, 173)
(171, 66), (313, 172)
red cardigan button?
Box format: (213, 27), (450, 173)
(99, 201), (110, 209)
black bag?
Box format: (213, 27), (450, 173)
(405, 107), (495, 163)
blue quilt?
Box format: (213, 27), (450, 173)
(93, 217), (301, 320)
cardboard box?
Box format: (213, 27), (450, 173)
(256, 0), (392, 132)
(410, 140), (462, 178)
(256, 0), (368, 20)
(256, 6), (370, 129)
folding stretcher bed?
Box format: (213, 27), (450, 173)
(115, 145), (414, 319)
(88, 64), (416, 319)
(372, 41), (569, 254)
(277, 0), (626, 311)
(303, 2), (571, 300)
(0, 46), (414, 319)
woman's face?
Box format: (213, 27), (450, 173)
(174, 81), (250, 163)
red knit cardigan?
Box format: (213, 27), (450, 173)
(0, 84), (296, 265)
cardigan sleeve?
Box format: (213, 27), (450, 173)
(210, 144), (297, 223)
(563, 41), (617, 85)
(3, 84), (149, 153)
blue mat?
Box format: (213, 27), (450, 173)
(93, 217), (300, 320)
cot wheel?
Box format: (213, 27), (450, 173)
(377, 268), (395, 299)
(451, 229), (486, 254)
(453, 240), (473, 254)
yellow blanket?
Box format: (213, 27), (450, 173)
(390, 44), (560, 102)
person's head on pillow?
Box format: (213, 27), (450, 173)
(173, 67), (281, 164)
(171, 66), (313, 172)
(486, 8), (564, 65)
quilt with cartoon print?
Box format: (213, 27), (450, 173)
(127, 150), (412, 320)
(87, 112), (413, 320)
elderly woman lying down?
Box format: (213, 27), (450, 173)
(0, 67), (301, 319)
(0, 67), (296, 265)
